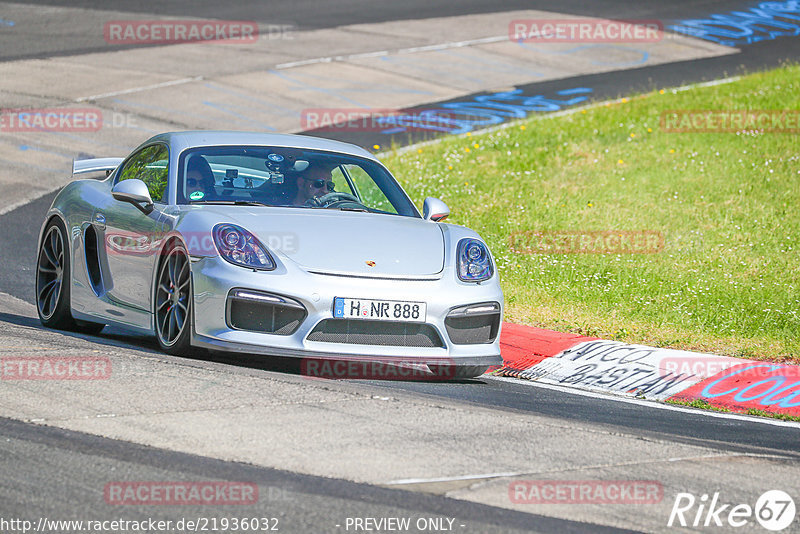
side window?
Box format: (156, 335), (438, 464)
(343, 164), (398, 214)
(117, 145), (169, 203)
(329, 166), (354, 196)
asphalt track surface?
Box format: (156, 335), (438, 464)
(2, 2), (800, 533)
(0, 0), (753, 61)
(2, 417), (625, 534)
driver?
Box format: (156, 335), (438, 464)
(292, 163), (335, 206)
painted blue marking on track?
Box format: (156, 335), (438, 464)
(669, 1), (800, 47)
(0, 19), (14, 27)
(557, 87), (594, 95)
(377, 87), (594, 135)
(17, 145), (74, 166)
(19, 144), (70, 158)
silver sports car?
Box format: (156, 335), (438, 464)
(36, 132), (503, 378)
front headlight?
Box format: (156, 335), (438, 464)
(457, 238), (493, 282)
(213, 223), (275, 270)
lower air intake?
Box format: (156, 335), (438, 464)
(445, 302), (501, 344)
(227, 290), (306, 335)
(307, 319), (443, 348)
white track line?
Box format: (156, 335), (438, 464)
(384, 452), (791, 486)
(75, 76), (203, 102)
(273, 26), (720, 71)
(387, 472), (527, 485)
(487, 375), (800, 429)
(274, 35), (509, 70)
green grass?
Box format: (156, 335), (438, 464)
(665, 399), (800, 422)
(665, 399), (732, 414)
(383, 64), (800, 363)
(744, 408), (800, 422)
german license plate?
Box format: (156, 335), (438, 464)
(333, 297), (426, 322)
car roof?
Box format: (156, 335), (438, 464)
(141, 131), (378, 161)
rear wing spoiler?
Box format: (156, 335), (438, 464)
(72, 157), (124, 176)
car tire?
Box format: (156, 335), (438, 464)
(154, 240), (193, 355)
(36, 218), (108, 335)
(36, 218), (78, 330)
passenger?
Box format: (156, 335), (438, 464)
(185, 156), (215, 200)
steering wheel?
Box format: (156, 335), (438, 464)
(304, 192), (365, 209)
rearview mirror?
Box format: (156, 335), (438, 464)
(112, 179), (154, 214)
(423, 197), (449, 222)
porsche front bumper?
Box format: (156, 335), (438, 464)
(189, 255), (503, 366)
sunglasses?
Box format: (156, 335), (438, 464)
(187, 178), (204, 187)
(306, 179), (335, 191)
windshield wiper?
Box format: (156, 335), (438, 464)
(338, 206), (368, 212)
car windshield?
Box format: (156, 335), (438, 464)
(177, 145), (417, 217)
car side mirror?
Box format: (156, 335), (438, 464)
(112, 179), (154, 214)
(423, 197), (449, 222)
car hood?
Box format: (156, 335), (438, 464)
(207, 207), (445, 277)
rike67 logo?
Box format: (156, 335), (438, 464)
(669, 490), (796, 531)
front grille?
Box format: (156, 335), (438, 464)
(445, 302), (501, 344)
(307, 319), (443, 348)
(227, 290), (305, 335)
